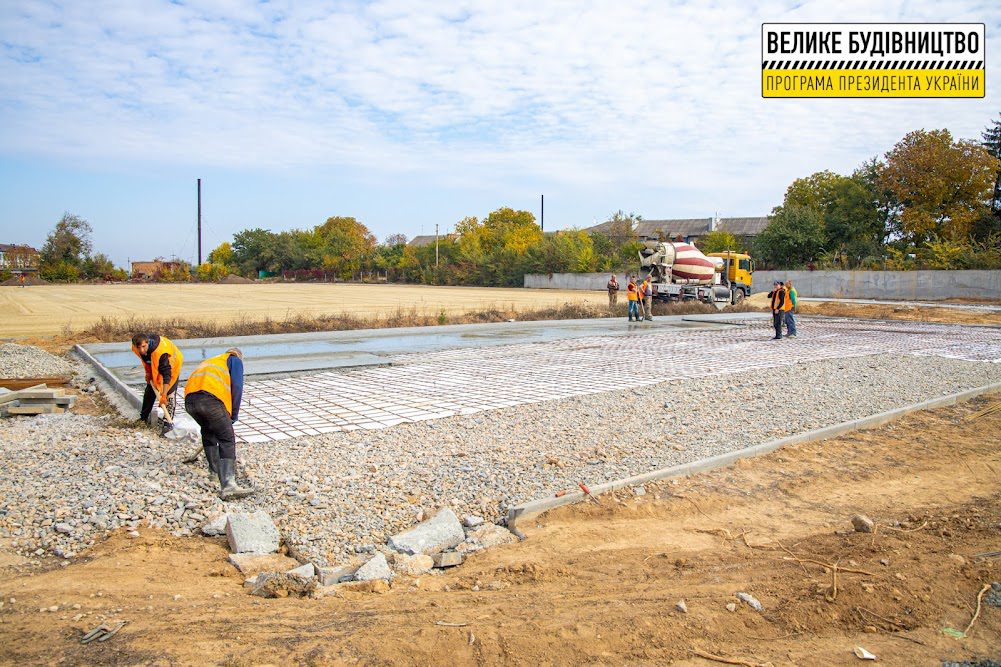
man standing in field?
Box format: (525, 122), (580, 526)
(184, 348), (254, 500)
(607, 274), (619, 308)
(131, 333), (184, 434)
(767, 281), (786, 340)
(784, 279), (798, 338)
(626, 276), (640, 322)
(642, 274), (654, 321)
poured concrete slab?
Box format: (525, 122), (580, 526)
(78, 313), (752, 389)
(77, 313), (772, 441)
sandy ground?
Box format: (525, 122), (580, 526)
(0, 283), (609, 338)
(1, 395), (998, 666)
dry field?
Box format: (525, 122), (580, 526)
(0, 283), (608, 339)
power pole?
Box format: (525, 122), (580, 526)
(540, 194), (544, 231)
(435, 223), (439, 267)
(197, 178), (202, 265)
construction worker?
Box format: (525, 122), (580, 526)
(131, 333), (183, 434)
(642, 274), (654, 321)
(184, 348), (254, 500)
(784, 279), (798, 338)
(626, 275), (640, 322)
(606, 274), (619, 308)
(767, 281), (786, 340)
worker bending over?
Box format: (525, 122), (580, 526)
(184, 348), (254, 500)
(131, 333), (183, 434)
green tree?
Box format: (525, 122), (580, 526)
(232, 228), (281, 275)
(40, 213), (93, 279)
(773, 170), (887, 266)
(752, 206), (825, 269)
(207, 242), (234, 267)
(81, 253), (116, 280)
(878, 129), (1000, 244)
(982, 113), (1001, 214)
(697, 230), (740, 254)
(314, 216), (376, 279)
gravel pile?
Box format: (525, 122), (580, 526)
(1, 352), (999, 567)
(0, 343), (73, 378)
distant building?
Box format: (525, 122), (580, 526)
(131, 259), (184, 280)
(407, 235), (438, 248)
(408, 233), (459, 248)
(0, 244), (40, 274)
(584, 216), (769, 245)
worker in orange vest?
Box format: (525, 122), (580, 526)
(131, 333), (183, 434)
(184, 348), (254, 500)
(626, 275), (640, 322)
(767, 281), (786, 340)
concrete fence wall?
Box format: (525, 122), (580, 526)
(524, 270), (1001, 300)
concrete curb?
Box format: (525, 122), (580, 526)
(506, 381), (1001, 530)
(74, 344), (140, 410)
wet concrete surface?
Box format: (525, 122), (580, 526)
(79, 313), (767, 388)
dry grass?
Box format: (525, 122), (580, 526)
(64, 300), (756, 343)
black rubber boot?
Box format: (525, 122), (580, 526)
(204, 445), (220, 477)
(218, 458), (254, 501)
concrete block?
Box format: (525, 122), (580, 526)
(388, 508), (464, 555)
(250, 572), (316, 598)
(462, 515), (484, 528)
(394, 554), (434, 576)
(354, 553), (391, 581)
(465, 524), (517, 550)
(201, 513), (228, 536)
(286, 563), (315, 580)
(318, 564), (358, 586)
(226, 511), (280, 554)
(433, 551), (463, 568)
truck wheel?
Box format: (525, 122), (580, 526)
(732, 290), (745, 305)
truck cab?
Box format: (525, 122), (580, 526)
(707, 251), (754, 303)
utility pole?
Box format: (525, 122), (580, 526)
(435, 223), (439, 267)
(540, 194), (544, 231)
(197, 178), (202, 265)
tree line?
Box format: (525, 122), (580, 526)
(750, 119), (1001, 270)
(16, 115), (1001, 284)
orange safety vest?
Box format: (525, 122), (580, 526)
(782, 286), (794, 311)
(770, 289), (784, 311)
(627, 282), (638, 301)
(132, 336), (183, 395)
(185, 352), (235, 416)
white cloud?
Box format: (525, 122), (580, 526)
(0, 0), (998, 218)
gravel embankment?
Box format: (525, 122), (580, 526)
(1, 353), (999, 566)
(0, 343), (74, 378)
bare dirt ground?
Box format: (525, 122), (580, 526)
(1, 395), (998, 666)
(0, 283), (609, 338)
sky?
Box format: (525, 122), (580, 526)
(0, 0), (998, 268)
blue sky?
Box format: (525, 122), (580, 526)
(1, 0), (998, 267)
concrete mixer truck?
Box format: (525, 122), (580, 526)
(638, 241), (754, 310)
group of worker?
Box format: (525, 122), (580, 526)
(130, 334), (254, 500)
(607, 274), (654, 322)
(766, 279), (798, 339)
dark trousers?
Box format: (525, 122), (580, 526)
(772, 311), (783, 339)
(141, 382), (178, 422)
(185, 391), (237, 459)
